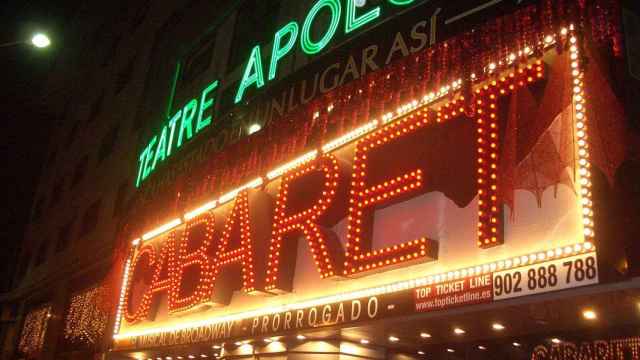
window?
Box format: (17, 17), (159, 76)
(115, 56), (137, 94)
(182, 38), (216, 84)
(32, 197), (44, 221)
(72, 156), (89, 187)
(49, 180), (64, 208)
(102, 34), (121, 67)
(47, 148), (57, 165)
(98, 125), (119, 163)
(80, 200), (102, 237)
(86, 92), (105, 124)
(66, 118), (81, 147)
(56, 221), (74, 252)
(113, 182), (129, 218)
(227, 0), (281, 73)
(128, 0), (151, 33)
(34, 242), (48, 266)
(17, 253), (31, 281)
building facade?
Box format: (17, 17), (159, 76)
(1, 0), (640, 359)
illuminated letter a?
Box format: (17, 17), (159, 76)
(210, 190), (272, 304)
(266, 155), (346, 293)
(235, 45), (265, 104)
(168, 212), (215, 313)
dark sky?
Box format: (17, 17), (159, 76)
(0, 0), (77, 291)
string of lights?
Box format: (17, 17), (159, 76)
(64, 286), (108, 346)
(18, 305), (51, 357)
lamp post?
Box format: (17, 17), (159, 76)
(0, 33), (51, 49)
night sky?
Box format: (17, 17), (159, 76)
(0, 0), (77, 291)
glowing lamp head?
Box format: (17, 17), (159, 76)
(582, 309), (597, 320)
(248, 123), (262, 135)
(31, 33), (51, 48)
(492, 323), (505, 331)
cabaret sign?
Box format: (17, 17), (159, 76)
(122, 63), (545, 323)
(118, 41), (598, 349)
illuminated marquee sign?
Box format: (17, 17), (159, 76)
(114, 26), (601, 349)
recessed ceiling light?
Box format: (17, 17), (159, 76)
(212, 345), (221, 349)
(296, 335), (306, 340)
(360, 339), (370, 344)
(582, 309), (597, 320)
(551, 338), (561, 344)
(200, 355), (208, 359)
(478, 345), (487, 350)
(388, 336), (399, 342)
(418, 350), (425, 355)
(513, 342), (521, 347)
(420, 332), (431, 338)
(492, 323), (505, 331)
(188, 356), (195, 359)
(264, 338), (273, 343)
(234, 341), (243, 346)
(447, 348), (455, 353)
(453, 327), (466, 335)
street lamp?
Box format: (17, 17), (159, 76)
(31, 33), (51, 48)
(0, 32), (51, 49)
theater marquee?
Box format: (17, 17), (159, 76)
(113, 21), (602, 352)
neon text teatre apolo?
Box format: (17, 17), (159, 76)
(136, 0), (418, 186)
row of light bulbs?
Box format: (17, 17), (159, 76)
(133, 25), (568, 250)
(115, 26), (594, 341)
(139, 307), (600, 360)
(115, 242), (595, 340)
(383, 308), (599, 356)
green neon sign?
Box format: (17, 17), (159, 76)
(388, 0), (415, 5)
(235, 45), (265, 104)
(235, 0), (415, 104)
(301, 0), (342, 55)
(138, 0), (418, 187)
(269, 22), (299, 81)
(136, 80), (219, 187)
(345, 0), (380, 34)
